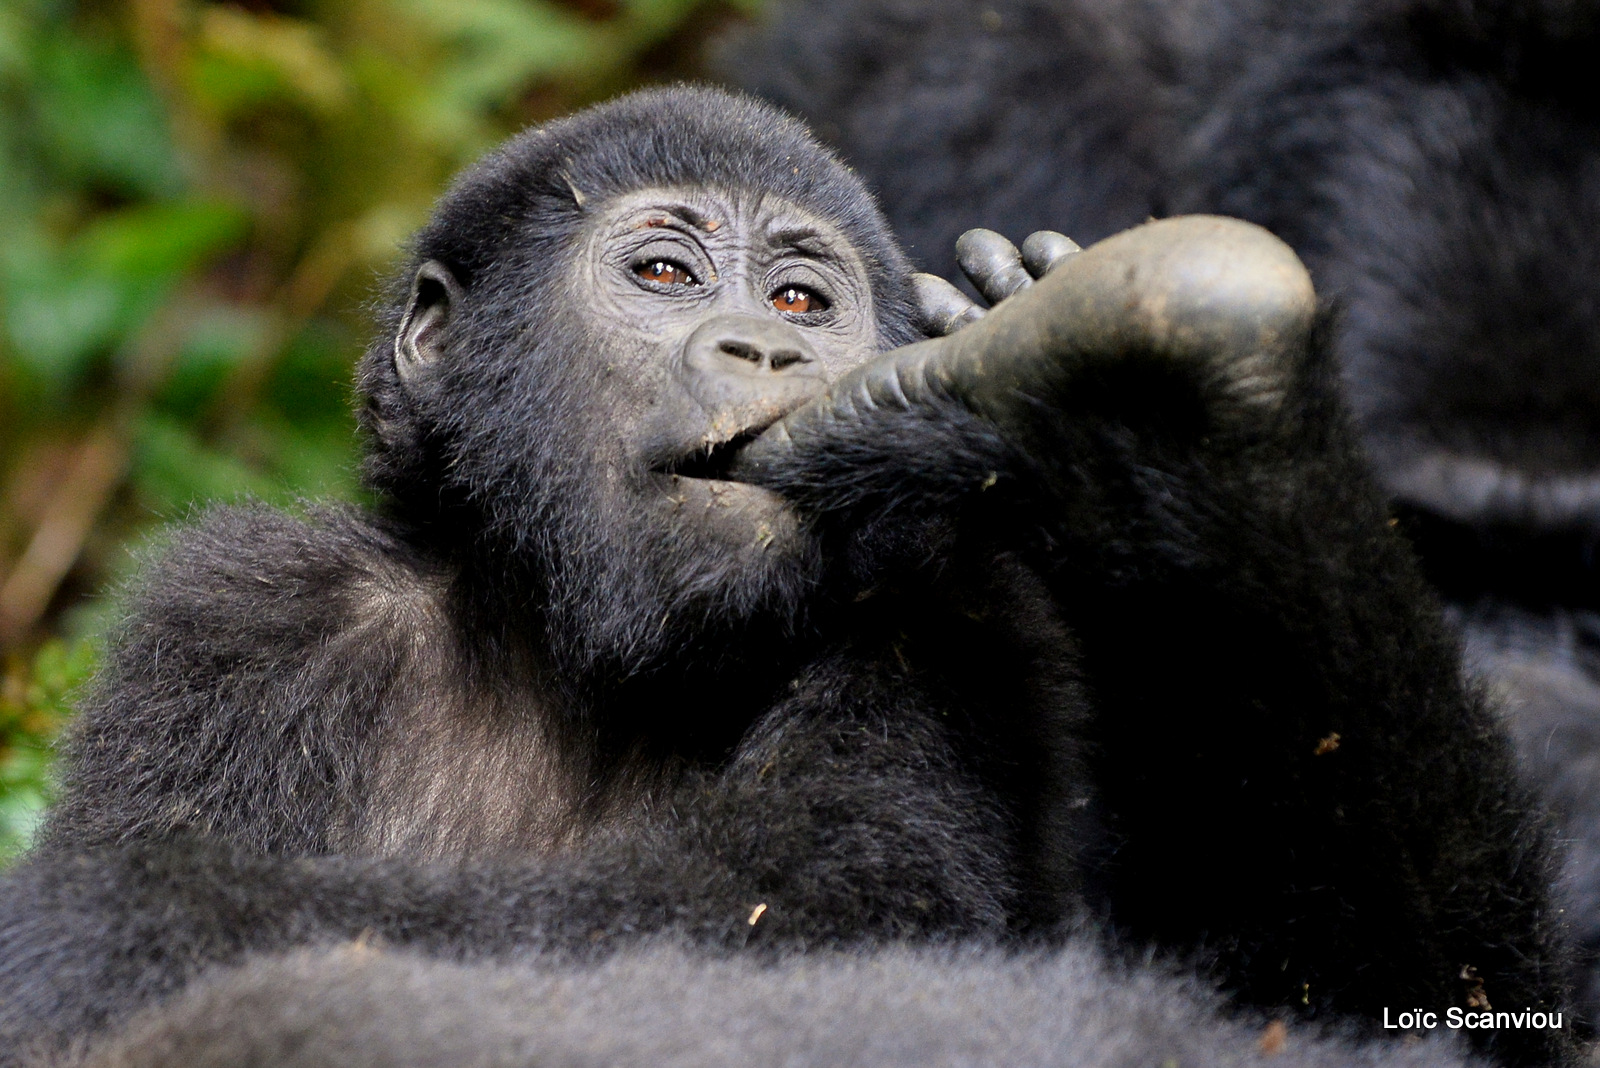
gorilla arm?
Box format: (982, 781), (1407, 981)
(731, 217), (1572, 1066)
(0, 646), (1013, 1063)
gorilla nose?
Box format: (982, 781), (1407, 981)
(684, 315), (819, 375)
(677, 314), (826, 417)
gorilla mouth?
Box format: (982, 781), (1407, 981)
(657, 431), (761, 482)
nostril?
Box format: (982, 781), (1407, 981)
(718, 339), (761, 362)
(684, 316), (820, 382)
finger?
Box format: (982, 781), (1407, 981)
(955, 229), (1033, 305)
(1020, 231), (1082, 278)
(912, 272), (986, 336)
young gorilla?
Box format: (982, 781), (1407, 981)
(0, 87), (1571, 1067)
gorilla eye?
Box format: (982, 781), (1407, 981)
(772, 286), (827, 314)
(636, 260), (698, 286)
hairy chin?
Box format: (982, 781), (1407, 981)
(537, 480), (824, 685)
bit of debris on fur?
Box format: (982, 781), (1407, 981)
(1258, 1020), (1288, 1056)
(1461, 965), (1491, 1009)
(1313, 732), (1341, 756)
(747, 903), (768, 926)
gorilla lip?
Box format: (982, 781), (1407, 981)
(656, 430), (761, 482)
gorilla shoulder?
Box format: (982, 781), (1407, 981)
(40, 505), (449, 855)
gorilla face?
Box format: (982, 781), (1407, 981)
(354, 86), (920, 692)
(386, 184), (886, 686)
(572, 185), (881, 559)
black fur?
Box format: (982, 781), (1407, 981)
(729, 0), (1600, 1023)
(0, 84), (1574, 1066)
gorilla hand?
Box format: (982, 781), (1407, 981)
(912, 228), (1082, 337)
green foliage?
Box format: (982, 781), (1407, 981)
(0, 635), (98, 861)
(0, 0), (747, 860)
(5, 200), (249, 386)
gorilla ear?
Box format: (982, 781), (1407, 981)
(395, 261), (464, 387)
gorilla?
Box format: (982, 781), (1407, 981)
(727, 0), (1600, 1013)
(0, 85), (1573, 1067)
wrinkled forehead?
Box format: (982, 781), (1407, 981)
(583, 185), (868, 257)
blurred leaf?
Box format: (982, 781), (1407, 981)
(619, 0), (710, 44)
(81, 200), (251, 281)
(0, 6), (31, 79)
(266, 319), (361, 422)
(131, 407), (359, 518)
(0, 634), (97, 860)
(405, 0), (603, 108)
(131, 412), (280, 515)
(30, 30), (182, 198)
(1, 201), (249, 388)
(1, 235), (125, 386)
(245, 412), (362, 502)
(354, 203), (426, 265)
(156, 305), (275, 418)
(22, 635), (96, 713)
(191, 7), (351, 119)
(0, 769), (50, 859)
